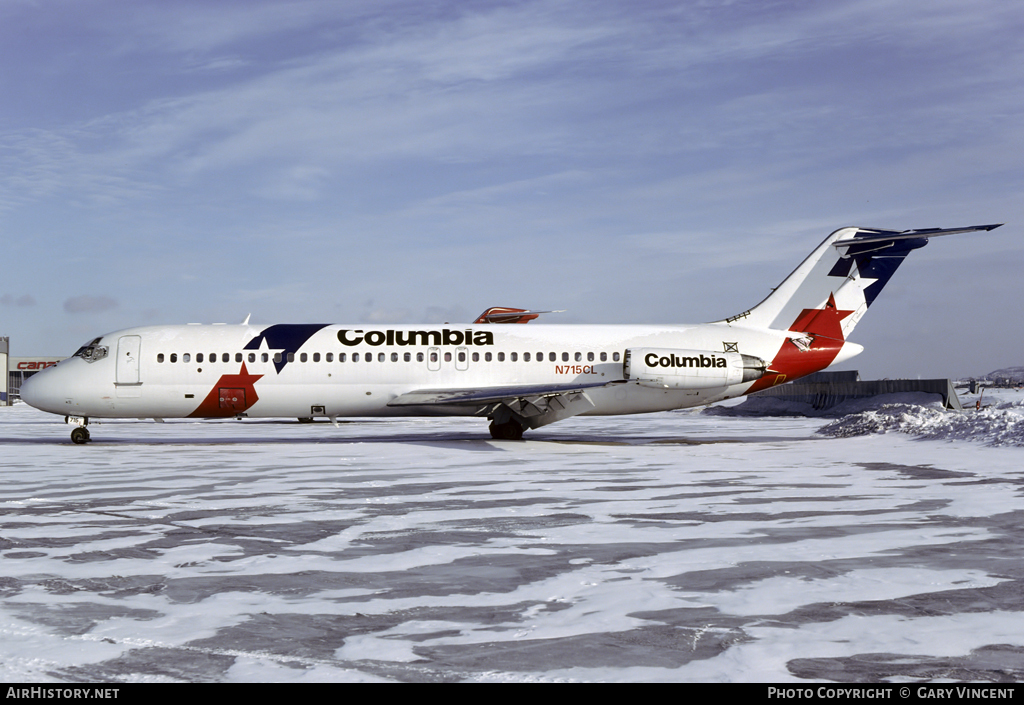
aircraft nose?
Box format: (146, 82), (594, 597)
(20, 367), (64, 414)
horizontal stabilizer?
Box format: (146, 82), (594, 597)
(833, 223), (1002, 248)
(473, 307), (563, 324)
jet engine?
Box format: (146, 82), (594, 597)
(624, 348), (767, 390)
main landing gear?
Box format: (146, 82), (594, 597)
(488, 419), (525, 440)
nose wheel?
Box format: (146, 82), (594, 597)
(70, 426), (91, 444)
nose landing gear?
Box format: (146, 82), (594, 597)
(66, 416), (91, 444)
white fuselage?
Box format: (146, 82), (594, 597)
(23, 321), (818, 420)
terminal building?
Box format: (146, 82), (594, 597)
(0, 338), (64, 405)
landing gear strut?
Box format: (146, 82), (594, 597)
(488, 419), (525, 440)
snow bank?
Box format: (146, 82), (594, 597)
(705, 389), (1024, 446)
(817, 398), (1024, 446)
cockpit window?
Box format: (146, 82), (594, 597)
(72, 337), (109, 363)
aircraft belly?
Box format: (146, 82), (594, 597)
(73, 385), (197, 419)
(90, 382), (718, 419)
(239, 383), (388, 418)
(241, 374), (717, 419)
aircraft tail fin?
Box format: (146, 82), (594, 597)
(719, 224), (1002, 337)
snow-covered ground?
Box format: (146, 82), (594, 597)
(2, 392), (1024, 683)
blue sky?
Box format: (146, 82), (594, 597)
(1, 0), (1021, 378)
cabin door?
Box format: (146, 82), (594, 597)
(115, 335), (142, 398)
(116, 335), (141, 384)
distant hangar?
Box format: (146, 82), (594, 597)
(0, 338), (64, 405)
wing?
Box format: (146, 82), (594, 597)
(387, 380), (623, 429)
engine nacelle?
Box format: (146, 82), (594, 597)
(624, 348), (767, 390)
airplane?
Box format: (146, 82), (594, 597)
(21, 223), (1002, 444)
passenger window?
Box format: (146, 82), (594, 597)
(274, 353), (282, 363)
(417, 352), (424, 362)
(197, 353), (204, 363)
(366, 353), (372, 363)
(339, 353), (346, 362)
(248, 353), (256, 363)
(170, 353), (178, 363)
(485, 352), (492, 362)
(326, 353), (333, 362)
(472, 352), (479, 362)
(575, 352), (582, 362)
(549, 352), (556, 362)
(562, 352), (569, 362)
(157, 353), (165, 363)
(429, 352), (438, 363)
(458, 351), (466, 362)
(313, 352), (320, 362)
(223, 353), (230, 363)
(391, 352), (398, 362)
(497, 352), (505, 362)
(587, 352), (594, 362)
(235, 353), (242, 363)
(378, 353), (385, 362)
(444, 352), (452, 362)
(353, 352), (360, 362)
(183, 353), (191, 363)
(600, 352), (607, 362)
(287, 353), (295, 363)
(261, 353), (269, 363)
(523, 352), (530, 362)
(209, 353), (216, 363)
(510, 352), (517, 362)
(613, 352), (620, 362)
(300, 353), (307, 362)
(537, 352), (543, 362)
(404, 353), (411, 362)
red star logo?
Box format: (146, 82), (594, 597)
(747, 293), (855, 392)
(788, 293), (855, 343)
(188, 363), (264, 418)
